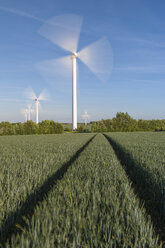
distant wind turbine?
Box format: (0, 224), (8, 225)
(21, 108), (28, 122)
(82, 110), (90, 125)
(24, 109), (28, 122)
(27, 104), (33, 121)
(38, 14), (113, 130)
(25, 88), (48, 124)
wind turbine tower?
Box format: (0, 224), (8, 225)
(27, 105), (31, 121)
(25, 109), (28, 122)
(35, 98), (39, 124)
(71, 52), (78, 130)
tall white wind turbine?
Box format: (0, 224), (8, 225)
(38, 14), (113, 130)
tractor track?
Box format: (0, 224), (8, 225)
(103, 133), (165, 246)
(0, 134), (96, 247)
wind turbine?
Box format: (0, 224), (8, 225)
(21, 108), (29, 122)
(82, 110), (90, 126)
(23, 108), (28, 122)
(27, 104), (33, 120)
(38, 14), (113, 130)
(25, 88), (48, 124)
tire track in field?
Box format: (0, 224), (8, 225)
(104, 134), (165, 245)
(0, 134), (96, 247)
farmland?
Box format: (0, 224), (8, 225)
(0, 132), (165, 247)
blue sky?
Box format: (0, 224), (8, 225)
(0, 0), (165, 123)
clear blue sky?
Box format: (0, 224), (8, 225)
(0, 0), (165, 123)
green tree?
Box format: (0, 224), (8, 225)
(104, 119), (115, 132)
(39, 120), (50, 134)
(24, 121), (39, 135)
(14, 123), (25, 135)
(91, 122), (98, 132)
(0, 122), (14, 135)
(49, 121), (63, 134)
(91, 121), (107, 132)
(113, 112), (138, 131)
(98, 120), (107, 132)
(137, 120), (151, 131)
(77, 125), (84, 132)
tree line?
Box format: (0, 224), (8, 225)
(1, 113), (165, 135)
(0, 120), (63, 135)
(91, 112), (165, 132)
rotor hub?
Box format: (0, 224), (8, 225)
(71, 52), (78, 59)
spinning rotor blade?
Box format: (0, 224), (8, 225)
(27, 104), (35, 114)
(27, 103), (32, 109)
(20, 108), (27, 115)
(36, 56), (72, 85)
(25, 87), (37, 100)
(38, 89), (50, 101)
(38, 14), (83, 53)
(78, 37), (113, 81)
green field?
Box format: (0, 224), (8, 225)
(0, 132), (165, 247)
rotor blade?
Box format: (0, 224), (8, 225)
(36, 56), (72, 87)
(78, 37), (113, 82)
(27, 103), (32, 109)
(38, 14), (83, 53)
(25, 87), (37, 100)
(38, 89), (50, 101)
(20, 108), (27, 115)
